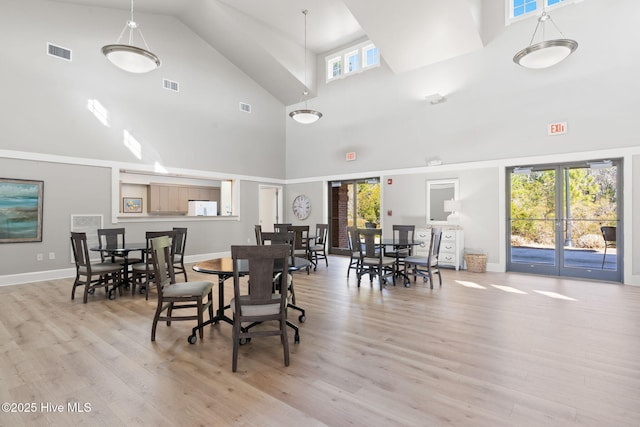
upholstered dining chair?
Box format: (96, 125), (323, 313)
(149, 235), (214, 343)
(230, 244), (291, 372)
(356, 228), (396, 289)
(97, 227), (142, 264)
(131, 230), (175, 299)
(70, 232), (123, 303)
(600, 226), (616, 268)
(403, 229), (442, 289)
(384, 224), (415, 273)
(308, 223), (329, 270)
(289, 225), (311, 274)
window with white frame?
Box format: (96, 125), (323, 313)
(326, 40), (379, 82)
(507, 0), (581, 23)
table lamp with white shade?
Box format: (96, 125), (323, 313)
(443, 199), (462, 224)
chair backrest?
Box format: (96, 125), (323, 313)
(358, 228), (382, 258)
(392, 225), (415, 245)
(97, 227), (126, 262)
(254, 224), (262, 244)
(601, 226), (616, 245)
(231, 244), (290, 310)
(260, 231), (295, 261)
(70, 232), (91, 271)
(149, 235), (176, 298)
(273, 223), (292, 232)
(347, 226), (359, 252)
(289, 225), (310, 253)
(145, 231), (175, 267)
(172, 227), (188, 261)
(429, 229), (442, 266)
(314, 224), (329, 247)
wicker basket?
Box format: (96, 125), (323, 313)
(465, 254), (487, 273)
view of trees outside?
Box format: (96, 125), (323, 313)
(511, 167), (617, 249)
(347, 182), (380, 228)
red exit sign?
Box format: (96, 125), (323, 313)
(548, 121), (567, 136)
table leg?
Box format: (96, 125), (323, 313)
(191, 273), (233, 339)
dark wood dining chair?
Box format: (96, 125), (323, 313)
(384, 224), (415, 273)
(403, 229), (442, 289)
(290, 225), (311, 274)
(149, 235), (214, 344)
(70, 232), (123, 303)
(172, 227), (188, 281)
(230, 244), (291, 372)
(356, 228), (396, 289)
(308, 223), (329, 270)
(131, 230), (175, 299)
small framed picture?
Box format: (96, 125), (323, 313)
(123, 197), (143, 213)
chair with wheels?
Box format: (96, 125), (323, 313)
(290, 225), (311, 274)
(149, 235), (214, 343)
(131, 230), (175, 299)
(259, 231), (305, 343)
(70, 232), (123, 303)
(308, 224), (329, 270)
(230, 244), (291, 372)
(384, 225), (415, 274)
(600, 226), (616, 269)
(403, 229), (442, 289)
(356, 228), (396, 289)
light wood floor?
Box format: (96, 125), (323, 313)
(1, 256), (639, 426)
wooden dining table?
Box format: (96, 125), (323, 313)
(90, 242), (146, 289)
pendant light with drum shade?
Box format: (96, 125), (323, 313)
(101, 0), (161, 73)
(513, 10), (577, 69)
(289, 10), (322, 124)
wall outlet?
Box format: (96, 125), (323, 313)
(49, 252), (55, 260)
(36, 253), (43, 261)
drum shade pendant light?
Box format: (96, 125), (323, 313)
(101, 0), (160, 73)
(513, 11), (577, 69)
(289, 10), (322, 124)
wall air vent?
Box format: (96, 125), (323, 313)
(163, 79), (179, 92)
(239, 102), (251, 113)
(47, 43), (72, 61)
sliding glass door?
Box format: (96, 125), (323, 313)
(507, 160), (622, 282)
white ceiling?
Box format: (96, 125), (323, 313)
(48, 0), (486, 105)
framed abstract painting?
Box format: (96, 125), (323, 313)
(0, 178), (44, 243)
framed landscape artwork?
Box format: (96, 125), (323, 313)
(0, 178), (44, 243)
(123, 197), (143, 213)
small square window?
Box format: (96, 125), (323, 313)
(327, 57), (342, 80)
(363, 45), (379, 68)
(346, 51), (359, 74)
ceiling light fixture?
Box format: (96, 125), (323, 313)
(513, 11), (577, 69)
(425, 93), (447, 105)
(101, 0), (160, 73)
(289, 10), (322, 124)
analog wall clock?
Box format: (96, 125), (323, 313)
(292, 194), (311, 220)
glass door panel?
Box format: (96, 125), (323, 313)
(509, 168), (558, 275)
(508, 160), (621, 282)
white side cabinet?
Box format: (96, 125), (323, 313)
(414, 228), (431, 257)
(438, 228), (464, 270)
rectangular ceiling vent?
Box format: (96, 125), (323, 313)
(163, 79), (179, 92)
(47, 43), (72, 61)
(239, 102), (251, 113)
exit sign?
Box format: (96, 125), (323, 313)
(346, 151), (356, 161)
(548, 121), (567, 136)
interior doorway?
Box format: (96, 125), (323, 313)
(328, 178), (380, 255)
(507, 159), (622, 282)
(258, 185), (283, 234)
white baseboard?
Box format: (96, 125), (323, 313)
(0, 252), (231, 287)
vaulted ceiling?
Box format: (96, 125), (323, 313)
(49, 0), (489, 105)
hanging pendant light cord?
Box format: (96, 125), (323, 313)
(302, 10), (309, 105)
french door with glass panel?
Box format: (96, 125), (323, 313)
(507, 160), (621, 282)
(328, 178), (380, 255)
